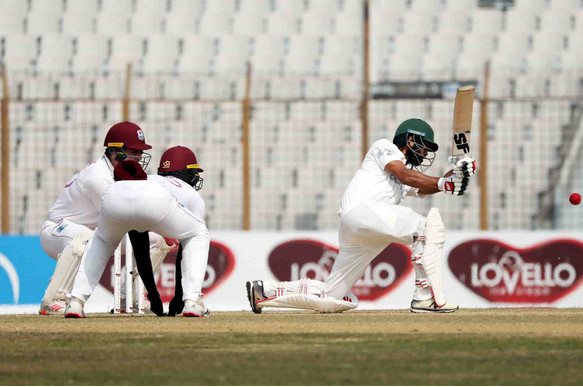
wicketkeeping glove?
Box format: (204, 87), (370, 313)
(449, 156), (477, 178)
(438, 175), (469, 196)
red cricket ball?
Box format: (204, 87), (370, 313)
(570, 193), (581, 206)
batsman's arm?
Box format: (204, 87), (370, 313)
(386, 161), (440, 193)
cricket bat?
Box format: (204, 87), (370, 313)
(451, 85), (475, 162)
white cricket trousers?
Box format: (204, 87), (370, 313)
(71, 181), (210, 303)
(325, 201), (425, 299)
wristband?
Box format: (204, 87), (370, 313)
(437, 177), (445, 192)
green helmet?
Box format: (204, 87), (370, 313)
(394, 118), (439, 151)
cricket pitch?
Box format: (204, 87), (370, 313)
(1, 309), (582, 385)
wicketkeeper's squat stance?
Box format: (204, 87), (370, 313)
(247, 119), (476, 314)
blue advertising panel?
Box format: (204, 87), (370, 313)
(0, 237), (54, 304)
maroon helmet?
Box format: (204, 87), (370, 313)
(104, 122), (152, 150)
(158, 146), (204, 190)
(104, 122), (152, 169)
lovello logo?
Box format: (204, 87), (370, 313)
(449, 239), (583, 303)
(101, 240), (235, 303)
(268, 239), (412, 301)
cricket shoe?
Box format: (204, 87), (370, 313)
(410, 298), (459, 313)
(39, 300), (66, 315)
(183, 297), (210, 317)
(64, 297), (85, 318)
(246, 280), (268, 314)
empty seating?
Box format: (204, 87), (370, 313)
(169, 0), (203, 16)
(131, 15), (164, 34)
(197, 13), (233, 35)
(266, 14), (300, 35)
(232, 14), (268, 35)
(61, 13), (95, 34)
(96, 12), (130, 34)
(300, 11), (334, 35)
(26, 12), (61, 34)
(163, 14), (197, 34)
(540, 11), (576, 32)
(470, 9), (503, 33)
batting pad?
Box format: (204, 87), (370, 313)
(257, 293), (358, 313)
(43, 230), (93, 303)
(421, 207), (447, 307)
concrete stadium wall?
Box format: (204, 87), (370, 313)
(1, 231), (582, 314)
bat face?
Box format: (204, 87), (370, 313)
(454, 131), (470, 155)
(452, 85), (475, 158)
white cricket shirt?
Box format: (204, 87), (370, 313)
(148, 175), (206, 222)
(47, 155), (115, 229)
(340, 138), (419, 215)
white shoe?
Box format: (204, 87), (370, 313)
(64, 297), (85, 318)
(246, 280), (268, 314)
(410, 298), (459, 313)
(183, 297), (210, 317)
(39, 299), (67, 315)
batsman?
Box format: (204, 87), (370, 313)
(248, 117), (477, 313)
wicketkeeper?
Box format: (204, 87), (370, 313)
(247, 118), (476, 313)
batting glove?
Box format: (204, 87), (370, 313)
(449, 156), (477, 178)
(438, 175), (469, 196)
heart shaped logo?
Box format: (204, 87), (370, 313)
(268, 239), (412, 301)
(101, 241), (235, 303)
(448, 238), (583, 303)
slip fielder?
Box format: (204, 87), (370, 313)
(247, 118), (476, 313)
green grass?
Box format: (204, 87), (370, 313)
(1, 310), (582, 385)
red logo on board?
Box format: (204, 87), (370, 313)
(267, 239), (412, 301)
(448, 239), (583, 303)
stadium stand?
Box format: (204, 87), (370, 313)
(1, 0), (582, 232)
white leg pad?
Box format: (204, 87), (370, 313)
(420, 207), (446, 306)
(43, 230), (93, 303)
(317, 292), (359, 313)
(257, 278), (358, 313)
(257, 290), (359, 313)
(257, 293), (322, 311)
(411, 237), (432, 301)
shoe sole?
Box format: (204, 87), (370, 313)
(39, 309), (65, 316)
(246, 281), (262, 314)
(64, 313), (85, 318)
(410, 306), (459, 313)
(183, 311), (210, 318)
